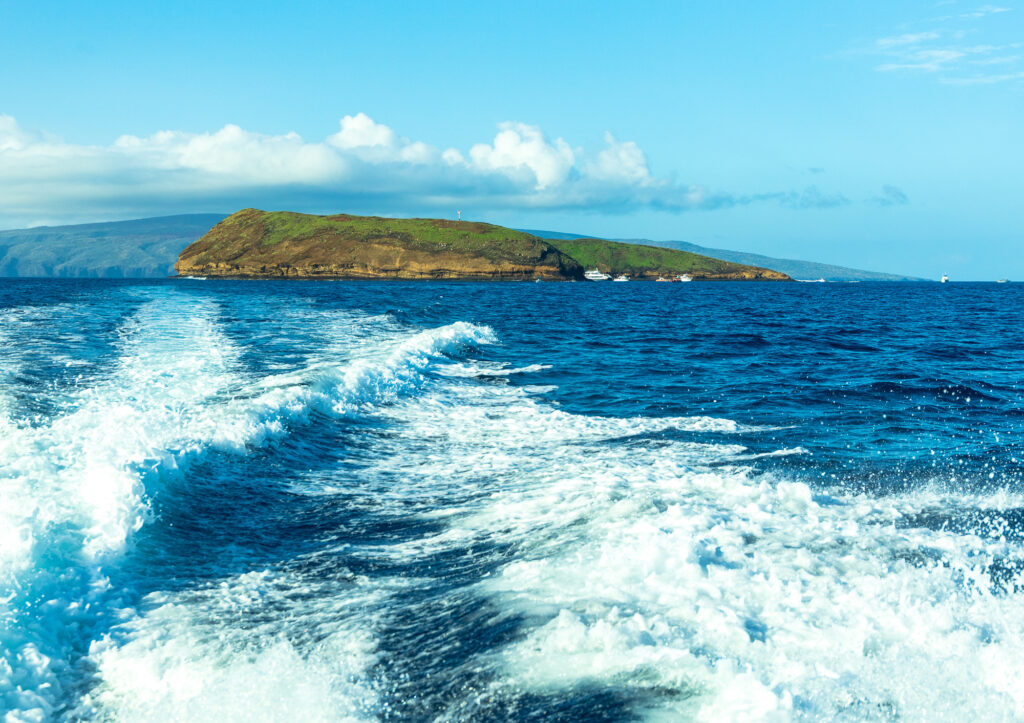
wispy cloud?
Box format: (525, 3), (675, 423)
(877, 47), (967, 72)
(869, 185), (910, 206)
(861, 5), (1023, 83)
(776, 186), (850, 210)
(876, 32), (942, 48)
(969, 53), (1022, 64)
(959, 4), (1011, 17)
(941, 69), (1024, 82)
(0, 114), (853, 227)
(928, 3), (1011, 20)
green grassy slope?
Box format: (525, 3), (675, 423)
(256, 211), (557, 261)
(251, 211), (540, 251)
(177, 210), (790, 280)
(176, 209), (584, 279)
(547, 237), (789, 280)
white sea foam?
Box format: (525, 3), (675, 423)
(0, 295), (243, 719)
(77, 569), (382, 722)
(7, 300), (1023, 720)
(340, 369), (1024, 720)
(66, 316), (495, 721)
(193, 319), (497, 452)
(67, 317), (495, 716)
(0, 292), (494, 718)
(440, 361), (553, 377)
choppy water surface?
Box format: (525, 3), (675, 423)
(2, 279), (1024, 721)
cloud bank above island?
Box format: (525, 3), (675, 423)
(0, 113), (886, 228)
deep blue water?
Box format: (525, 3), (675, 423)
(2, 278), (1024, 720)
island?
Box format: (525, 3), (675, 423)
(174, 209), (791, 281)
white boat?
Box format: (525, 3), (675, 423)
(998, 279), (1008, 284)
(655, 276), (671, 282)
(584, 269), (612, 281)
(613, 274), (629, 282)
(941, 274), (949, 283)
(677, 274), (693, 282)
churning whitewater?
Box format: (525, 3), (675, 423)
(2, 279), (1024, 721)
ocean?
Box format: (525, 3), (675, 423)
(1, 278), (1023, 721)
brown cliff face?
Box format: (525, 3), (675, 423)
(175, 209), (584, 280)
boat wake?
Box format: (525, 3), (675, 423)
(2, 290), (1023, 720)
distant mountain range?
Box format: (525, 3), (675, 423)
(636, 240), (921, 281)
(0, 214), (918, 280)
(0, 214), (227, 277)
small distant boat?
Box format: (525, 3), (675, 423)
(655, 276), (671, 282)
(182, 276), (207, 280)
(584, 269), (612, 281)
(676, 274), (693, 283)
(941, 274), (949, 283)
(797, 278), (826, 283)
(613, 274), (629, 282)
(998, 279), (1008, 284)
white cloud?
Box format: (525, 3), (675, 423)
(114, 124), (344, 182)
(0, 115), (36, 152)
(441, 148), (465, 165)
(0, 114), (848, 228)
(468, 122), (575, 189)
(327, 112), (397, 150)
(584, 132), (652, 185)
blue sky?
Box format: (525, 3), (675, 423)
(1, 0), (1021, 279)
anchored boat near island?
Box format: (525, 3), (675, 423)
(586, 268), (694, 282)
